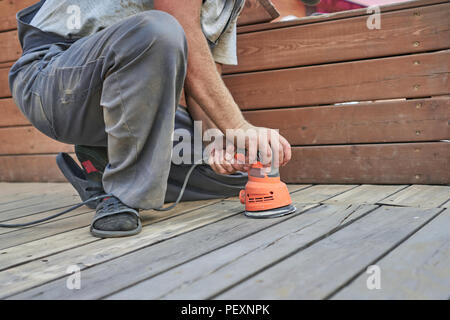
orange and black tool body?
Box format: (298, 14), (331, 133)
(239, 160), (296, 219)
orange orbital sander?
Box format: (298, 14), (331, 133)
(238, 155), (297, 219)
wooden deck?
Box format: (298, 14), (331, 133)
(0, 182), (448, 300)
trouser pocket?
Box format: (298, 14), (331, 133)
(35, 58), (106, 146)
(26, 91), (58, 140)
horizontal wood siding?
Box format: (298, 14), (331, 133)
(0, 0), (35, 32)
(243, 97), (450, 145)
(0, 126), (73, 155)
(0, 66), (11, 98)
(0, 154), (70, 182)
(0, 0), (448, 183)
(224, 50), (449, 110)
(281, 142), (450, 184)
(0, 98), (28, 127)
(225, 2), (450, 74)
(236, 0), (449, 33)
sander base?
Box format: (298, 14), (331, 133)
(244, 204), (297, 219)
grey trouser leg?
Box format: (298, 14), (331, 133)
(11, 11), (188, 209)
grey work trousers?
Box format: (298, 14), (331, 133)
(11, 11), (188, 209)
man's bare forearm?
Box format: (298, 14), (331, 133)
(183, 63), (223, 133)
(183, 29), (246, 132)
(155, 0), (247, 132)
(185, 94), (217, 132)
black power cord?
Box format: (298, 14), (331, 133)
(0, 164), (199, 228)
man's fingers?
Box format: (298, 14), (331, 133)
(277, 142), (284, 168)
(231, 162), (245, 172)
(209, 149), (236, 175)
(280, 135), (291, 166)
(269, 130), (283, 168)
(258, 129), (272, 167)
(247, 135), (258, 166)
(208, 150), (223, 174)
(221, 159), (235, 174)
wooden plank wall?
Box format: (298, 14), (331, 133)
(227, 0), (450, 184)
(0, 0), (448, 184)
(0, 0), (72, 182)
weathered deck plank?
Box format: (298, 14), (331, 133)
(216, 206), (443, 299)
(0, 208), (94, 249)
(378, 185), (450, 208)
(108, 204), (378, 300)
(0, 183), (74, 204)
(283, 184), (358, 203)
(0, 193), (80, 225)
(0, 198), (224, 270)
(323, 184), (408, 205)
(9, 204), (318, 299)
(332, 209), (450, 299)
(0, 200), (243, 298)
(0, 182), (448, 300)
(0, 185), (334, 298)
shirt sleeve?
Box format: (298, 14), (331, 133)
(211, 16), (238, 66)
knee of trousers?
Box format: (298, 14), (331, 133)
(112, 10), (188, 63)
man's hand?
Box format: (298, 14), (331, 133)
(234, 122), (292, 169)
(207, 122), (292, 175)
(208, 141), (251, 175)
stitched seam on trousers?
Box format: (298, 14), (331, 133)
(32, 91), (58, 140)
(114, 72), (138, 176)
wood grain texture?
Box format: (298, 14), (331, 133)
(0, 154), (68, 182)
(217, 206), (442, 299)
(108, 204), (378, 300)
(0, 182), (73, 203)
(281, 184), (358, 204)
(243, 97), (450, 145)
(0, 30), (21, 63)
(0, 200), (243, 298)
(237, 0), (449, 33)
(237, 0), (280, 26)
(226, 2), (450, 73)
(333, 209), (450, 299)
(0, 126), (73, 154)
(0, 61), (14, 69)
(0, 98), (28, 127)
(0, 0), (35, 32)
(0, 192), (79, 224)
(0, 66), (11, 98)
(224, 50), (450, 110)
(2, 97), (448, 153)
(378, 185), (450, 208)
(281, 142), (450, 184)
(0, 198), (223, 271)
(4, 184), (350, 299)
(0, 207), (93, 250)
(11, 205), (318, 300)
(323, 184), (408, 205)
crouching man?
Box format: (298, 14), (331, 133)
(9, 0), (291, 238)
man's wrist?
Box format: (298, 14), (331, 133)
(220, 118), (247, 133)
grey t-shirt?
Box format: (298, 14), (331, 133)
(30, 0), (243, 65)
